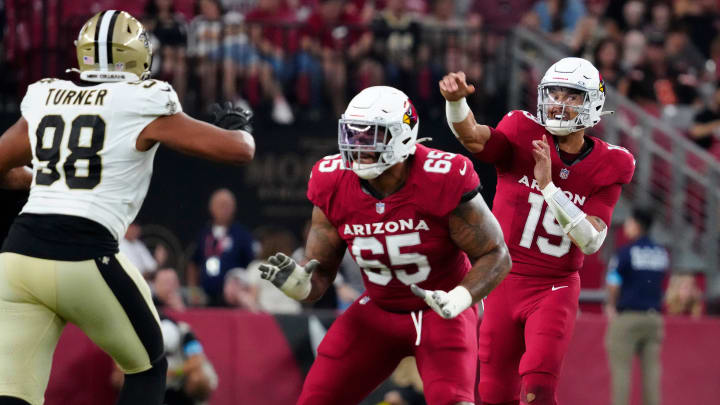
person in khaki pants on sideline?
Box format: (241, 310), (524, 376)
(605, 207), (669, 405)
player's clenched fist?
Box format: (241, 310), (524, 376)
(258, 253), (319, 301)
(411, 284), (473, 319)
(439, 72), (476, 102)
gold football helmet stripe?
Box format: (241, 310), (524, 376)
(76, 10), (152, 81)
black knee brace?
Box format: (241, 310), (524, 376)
(115, 356), (168, 405)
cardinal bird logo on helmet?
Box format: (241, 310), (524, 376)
(598, 74), (606, 95)
(403, 100), (418, 129)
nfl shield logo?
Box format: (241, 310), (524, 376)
(560, 168), (570, 179)
(376, 202), (385, 214)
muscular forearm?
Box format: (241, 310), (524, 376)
(447, 100), (491, 154)
(303, 265), (336, 303)
(0, 166), (32, 190)
(461, 245), (511, 302)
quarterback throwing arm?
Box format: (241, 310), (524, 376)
(440, 72), (623, 257)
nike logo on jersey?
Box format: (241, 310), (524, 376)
(161, 86), (172, 92)
(551, 285), (568, 291)
(459, 161), (467, 176)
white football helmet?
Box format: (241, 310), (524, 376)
(537, 57), (607, 136)
(339, 86), (419, 179)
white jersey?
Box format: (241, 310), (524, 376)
(19, 78), (182, 240)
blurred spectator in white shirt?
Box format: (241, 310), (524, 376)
(120, 223), (157, 278)
(246, 226), (302, 314)
(223, 268), (259, 311)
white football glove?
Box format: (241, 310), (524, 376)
(411, 284), (472, 319)
(258, 253), (318, 301)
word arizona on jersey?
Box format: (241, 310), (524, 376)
(476, 110), (635, 276)
(308, 144), (480, 311)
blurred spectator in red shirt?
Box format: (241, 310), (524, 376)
(298, 0), (374, 118)
(222, 11), (294, 124)
(244, 0), (298, 123)
(245, 0), (297, 63)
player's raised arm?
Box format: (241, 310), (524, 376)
(258, 206), (347, 303)
(532, 135), (611, 254)
(440, 71), (492, 154)
(137, 102), (255, 165)
(0, 117), (32, 190)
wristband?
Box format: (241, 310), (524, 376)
(446, 98), (471, 123)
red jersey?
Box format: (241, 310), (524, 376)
(475, 110), (635, 277)
(307, 144), (480, 311)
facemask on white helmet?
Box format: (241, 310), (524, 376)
(537, 57), (607, 136)
(338, 86), (419, 180)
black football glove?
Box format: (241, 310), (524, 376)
(210, 101), (253, 132)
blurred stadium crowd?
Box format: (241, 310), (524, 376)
(2, 0), (718, 315)
(3, 0), (720, 157)
(3, 1), (720, 404)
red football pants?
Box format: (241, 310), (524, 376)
(477, 272), (580, 404)
(298, 294), (479, 405)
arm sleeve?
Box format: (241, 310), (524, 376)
(20, 82), (39, 117)
(306, 157), (339, 216)
(122, 80), (183, 149)
(472, 112), (515, 165)
(458, 157), (481, 199)
(439, 155), (480, 215)
(583, 183), (623, 227)
(135, 81), (183, 117)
